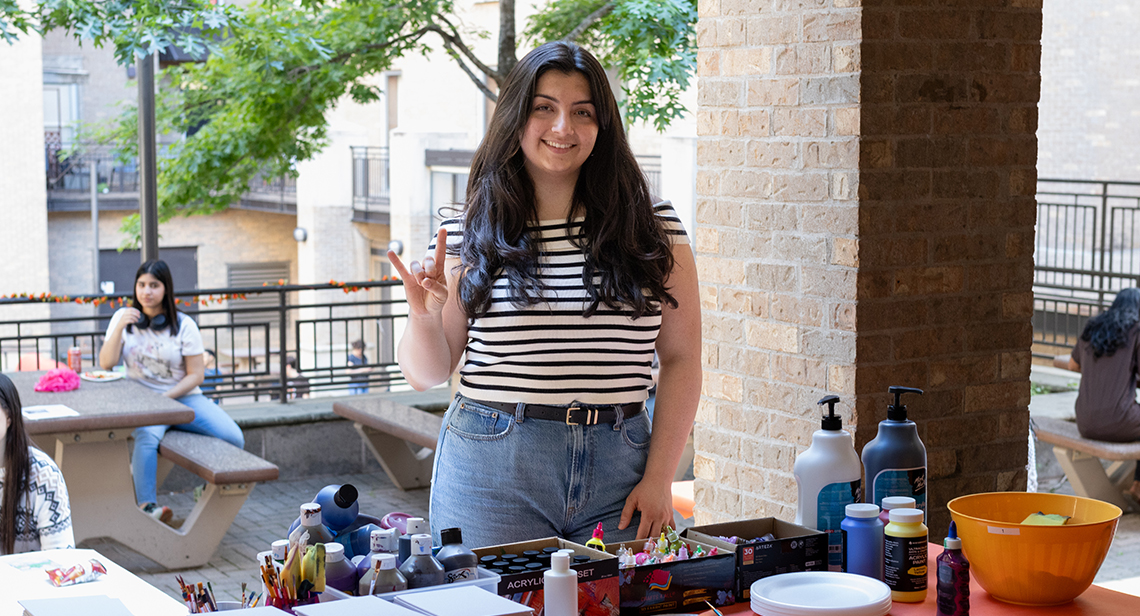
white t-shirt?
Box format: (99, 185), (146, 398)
(106, 310), (205, 394)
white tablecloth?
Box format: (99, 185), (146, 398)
(0, 548), (187, 616)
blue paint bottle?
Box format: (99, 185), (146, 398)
(842, 503), (884, 581)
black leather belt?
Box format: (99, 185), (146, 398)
(468, 399), (643, 426)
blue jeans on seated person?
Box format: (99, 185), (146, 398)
(429, 394), (651, 549)
(131, 392), (245, 505)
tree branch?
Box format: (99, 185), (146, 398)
(563, 2), (615, 42)
(441, 40), (498, 102)
(286, 26), (432, 79)
(430, 16), (501, 83)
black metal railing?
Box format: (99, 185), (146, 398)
(1032, 179), (1140, 357)
(0, 281), (408, 403)
(352, 146), (390, 224)
(45, 145), (297, 214)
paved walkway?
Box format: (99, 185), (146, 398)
(82, 461), (1140, 604)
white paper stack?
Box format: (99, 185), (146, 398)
(394, 586), (532, 616)
(293, 595), (422, 615)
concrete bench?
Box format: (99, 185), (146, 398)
(143, 431), (279, 568)
(333, 398), (443, 491)
(1033, 416), (1139, 512)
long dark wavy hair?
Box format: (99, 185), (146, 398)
(1081, 287), (1140, 358)
(0, 374), (33, 555)
(131, 259), (181, 335)
(458, 41), (677, 320)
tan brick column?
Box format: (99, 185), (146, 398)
(695, 0), (1042, 536)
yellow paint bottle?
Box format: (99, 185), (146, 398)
(884, 507), (928, 602)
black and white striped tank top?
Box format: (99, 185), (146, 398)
(431, 201), (689, 405)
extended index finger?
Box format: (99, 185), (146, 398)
(387, 250), (412, 280)
(432, 227), (448, 273)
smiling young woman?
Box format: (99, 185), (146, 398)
(387, 41), (701, 549)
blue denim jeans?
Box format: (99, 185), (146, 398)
(429, 394), (651, 549)
(131, 393), (245, 505)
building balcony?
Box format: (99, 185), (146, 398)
(351, 146), (390, 224)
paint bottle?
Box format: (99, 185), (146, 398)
(398, 534), (446, 589)
(271, 539), (289, 566)
(879, 496), (917, 526)
(544, 551), (578, 616)
(936, 521), (970, 616)
(841, 503), (884, 581)
(884, 508), (928, 603)
(436, 528), (479, 583)
(862, 386), (927, 518)
(290, 503), (335, 545)
(794, 395), (863, 571)
(323, 542), (359, 594)
(355, 527), (399, 579)
(360, 553), (407, 596)
(398, 517), (428, 567)
(314, 484), (360, 533)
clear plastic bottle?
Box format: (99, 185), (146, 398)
(436, 528), (479, 584)
(355, 527), (399, 579)
(323, 542), (359, 594)
(398, 534), (446, 589)
(360, 553), (407, 596)
(936, 521), (970, 616)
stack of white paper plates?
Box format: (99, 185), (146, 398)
(750, 571), (892, 616)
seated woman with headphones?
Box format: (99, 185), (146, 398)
(99, 260), (244, 523)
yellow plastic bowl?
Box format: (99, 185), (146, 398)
(947, 492), (1121, 606)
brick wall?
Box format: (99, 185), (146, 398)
(1038, 1), (1140, 180)
(695, 0), (1042, 536)
(694, 0), (862, 524)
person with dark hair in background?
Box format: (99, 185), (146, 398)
(1067, 287), (1140, 501)
(347, 339), (369, 395)
(99, 260), (244, 523)
(0, 374), (74, 554)
(201, 349), (223, 402)
(388, 41), (700, 547)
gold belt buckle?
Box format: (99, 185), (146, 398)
(565, 405), (581, 425)
(565, 405), (600, 425)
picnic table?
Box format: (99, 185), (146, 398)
(8, 371), (277, 569)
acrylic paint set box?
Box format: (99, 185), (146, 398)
(682, 518), (827, 600)
(473, 537), (620, 616)
(605, 537), (736, 615)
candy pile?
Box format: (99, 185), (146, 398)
(616, 527), (718, 569)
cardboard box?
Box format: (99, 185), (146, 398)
(473, 537), (620, 616)
(606, 538), (736, 615)
(683, 518), (827, 600)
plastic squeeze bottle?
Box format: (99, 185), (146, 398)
(436, 528), (479, 583)
(288, 484), (360, 537)
(398, 534), (446, 588)
(360, 553), (407, 596)
(862, 386), (927, 517)
(355, 527), (398, 578)
(841, 503), (884, 581)
(398, 517), (428, 566)
(884, 508), (928, 603)
(794, 395), (863, 571)
(290, 503), (335, 546)
(322, 542), (359, 594)
(544, 551), (578, 616)
(936, 521), (970, 616)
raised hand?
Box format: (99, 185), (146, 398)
(388, 227), (450, 318)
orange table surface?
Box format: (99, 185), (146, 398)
(700, 544), (1139, 616)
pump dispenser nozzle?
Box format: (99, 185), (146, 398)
(886, 386), (923, 421)
(818, 395), (842, 430)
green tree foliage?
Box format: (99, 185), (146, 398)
(3, 0), (695, 236)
